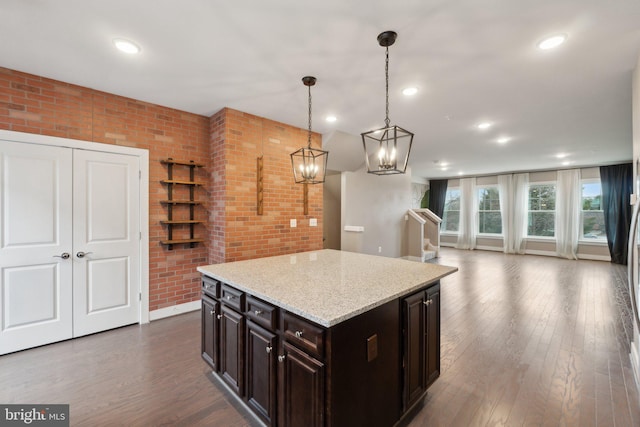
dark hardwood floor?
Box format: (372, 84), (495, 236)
(1, 248), (639, 426)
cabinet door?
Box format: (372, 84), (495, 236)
(246, 321), (277, 425)
(402, 291), (426, 411)
(201, 296), (219, 370)
(279, 342), (325, 427)
(425, 286), (441, 387)
(220, 305), (245, 395)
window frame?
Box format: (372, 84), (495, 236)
(476, 185), (502, 236)
(526, 181), (557, 239)
(441, 187), (461, 235)
(579, 178), (606, 243)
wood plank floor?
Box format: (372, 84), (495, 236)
(1, 248), (639, 426)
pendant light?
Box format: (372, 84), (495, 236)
(361, 31), (413, 175)
(290, 76), (329, 184)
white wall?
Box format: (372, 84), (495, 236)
(323, 172), (342, 250)
(630, 51), (640, 394)
(341, 168), (412, 258)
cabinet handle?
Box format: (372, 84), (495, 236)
(204, 283), (212, 289)
(266, 346), (272, 354)
(294, 330), (303, 338)
(254, 309), (263, 315)
(209, 309), (215, 315)
(226, 295), (234, 300)
(424, 299), (432, 306)
(216, 314), (222, 320)
(278, 355), (286, 363)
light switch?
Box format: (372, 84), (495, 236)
(309, 218), (317, 227)
(290, 219), (297, 228)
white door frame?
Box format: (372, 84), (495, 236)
(0, 129), (150, 324)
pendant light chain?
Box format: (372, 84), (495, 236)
(307, 83), (312, 148)
(360, 31), (414, 176)
(385, 45), (390, 128)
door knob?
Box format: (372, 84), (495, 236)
(76, 251), (93, 258)
(278, 355), (286, 363)
(53, 252), (70, 259)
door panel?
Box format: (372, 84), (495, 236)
(87, 257), (129, 312)
(73, 150), (140, 337)
(0, 141), (73, 355)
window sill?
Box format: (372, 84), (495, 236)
(476, 234), (503, 239)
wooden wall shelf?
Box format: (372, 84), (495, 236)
(160, 158), (204, 249)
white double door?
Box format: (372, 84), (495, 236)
(0, 140), (140, 355)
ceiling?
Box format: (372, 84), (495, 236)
(2, 0), (640, 179)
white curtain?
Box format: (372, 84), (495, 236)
(556, 169), (581, 259)
(499, 173), (529, 254)
(456, 177), (477, 250)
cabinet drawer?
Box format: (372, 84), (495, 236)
(246, 295), (278, 331)
(221, 284), (245, 311)
(282, 312), (325, 359)
(202, 276), (220, 299)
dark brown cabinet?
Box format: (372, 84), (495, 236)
(201, 295), (220, 370)
(425, 285), (441, 388)
(402, 282), (441, 412)
(246, 320), (277, 425)
(201, 275), (443, 426)
(279, 341), (325, 427)
(220, 304), (245, 395)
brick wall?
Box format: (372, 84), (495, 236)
(0, 67), (324, 311)
(209, 108), (323, 263)
(0, 67), (209, 311)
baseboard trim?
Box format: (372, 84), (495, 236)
(577, 253), (612, 262)
(631, 343), (640, 396)
(476, 245), (503, 252)
(150, 300), (200, 321)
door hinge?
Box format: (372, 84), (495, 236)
(139, 170), (142, 179)
(139, 231), (142, 240)
(139, 292), (142, 301)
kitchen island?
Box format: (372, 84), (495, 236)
(198, 249), (457, 427)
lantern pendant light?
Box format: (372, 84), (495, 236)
(361, 31), (414, 175)
(290, 76), (329, 184)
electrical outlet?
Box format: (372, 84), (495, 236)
(378, 246), (382, 253)
(309, 218), (317, 227)
(290, 219), (297, 228)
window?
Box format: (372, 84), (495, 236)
(477, 186), (502, 234)
(581, 180), (606, 240)
(442, 188), (460, 232)
(528, 184), (556, 237)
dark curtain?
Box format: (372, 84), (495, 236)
(428, 179), (448, 219)
(600, 163), (633, 265)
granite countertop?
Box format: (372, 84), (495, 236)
(197, 249), (458, 327)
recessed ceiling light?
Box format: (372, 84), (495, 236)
(497, 137), (510, 144)
(458, 171), (464, 176)
(326, 115), (337, 123)
(562, 161), (571, 166)
(537, 34), (567, 50)
(477, 122), (492, 130)
(402, 87), (418, 96)
(556, 153), (568, 159)
(113, 38), (141, 54)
